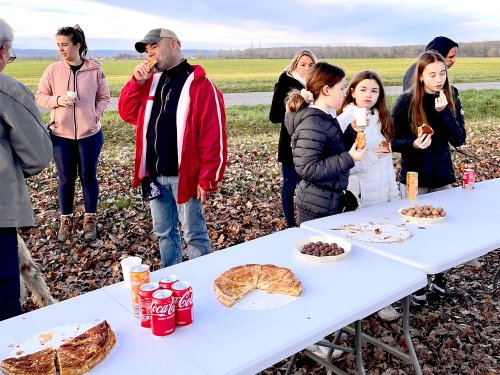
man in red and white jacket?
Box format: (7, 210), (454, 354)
(118, 28), (227, 267)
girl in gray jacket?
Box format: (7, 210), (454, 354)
(285, 62), (365, 225)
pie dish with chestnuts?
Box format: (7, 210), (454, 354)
(295, 235), (351, 263)
(399, 205), (447, 224)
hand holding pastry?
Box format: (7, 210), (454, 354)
(133, 58), (157, 84)
(413, 133), (432, 149)
(355, 131), (366, 149)
(435, 90), (448, 111)
(349, 141), (366, 161)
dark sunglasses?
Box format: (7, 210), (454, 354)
(7, 49), (16, 64)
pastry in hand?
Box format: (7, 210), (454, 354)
(417, 123), (434, 137)
(379, 139), (390, 148)
(356, 131), (366, 149)
(146, 58), (157, 70)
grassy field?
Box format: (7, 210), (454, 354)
(5, 57), (500, 96)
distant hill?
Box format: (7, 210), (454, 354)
(15, 49), (215, 60)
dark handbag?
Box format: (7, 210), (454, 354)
(339, 189), (358, 213)
(141, 176), (162, 202)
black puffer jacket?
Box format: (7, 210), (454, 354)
(391, 90), (466, 188)
(269, 72), (304, 165)
(285, 107), (354, 217)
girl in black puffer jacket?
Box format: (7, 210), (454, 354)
(285, 62), (366, 225)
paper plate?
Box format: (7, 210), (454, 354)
(398, 208), (447, 224)
(295, 235), (351, 263)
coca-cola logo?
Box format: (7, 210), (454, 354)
(177, 291), (193, 308)
(152, 301), (175, 316)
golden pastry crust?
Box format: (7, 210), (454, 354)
(146, 58), (157, 69)
(0, 348), (56, 375)
(356, 131), (366, 149)
(57, 320), (116, 375)
(213, 264), (303, 307)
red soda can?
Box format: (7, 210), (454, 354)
(151, 289), (176, 336)
(171, 281), (193, 326)
(139, 282), (159, 328)
(463, 168), (475, 190)
(159, 274), (178, 290)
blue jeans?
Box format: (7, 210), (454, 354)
(149, 176), (211, 267)
(0, 228), (22, 321)
(52, 131), (104, 215)
(281, 164), (299, 228)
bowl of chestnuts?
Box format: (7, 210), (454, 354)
(295, 235), (351, 263)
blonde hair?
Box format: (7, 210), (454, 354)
(410, 51), (456, 135)
(285, 49), (318, 75)
(286, 62), (345, 113)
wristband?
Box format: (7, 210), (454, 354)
(56, 96), (60, 106)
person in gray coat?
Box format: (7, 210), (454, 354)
(0, 18), (53, 320)
(285, 62), (365, 225)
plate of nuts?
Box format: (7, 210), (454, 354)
(399, 205), (447, 224)
(295, 235), (351, 263)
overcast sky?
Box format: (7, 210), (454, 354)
(1, 0), (499, 51)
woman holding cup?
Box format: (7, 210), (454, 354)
(36, 25), (110, 241)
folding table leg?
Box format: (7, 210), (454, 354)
(354, 320), (367, 375)
(284, 353), (297, 375)
(402, 296), (423, 375)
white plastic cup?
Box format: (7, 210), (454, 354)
(353, 107), (367, 127)
(66, 90), (77, 99)
(120, 256), (142, 288)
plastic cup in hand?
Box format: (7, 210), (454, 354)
(66, 91), (77, 99)
(353, 107), (368, 127)
(120, 256), (142, 288)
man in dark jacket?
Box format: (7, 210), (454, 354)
(403, 36), (458, 91)
(0, 18), (53, 320)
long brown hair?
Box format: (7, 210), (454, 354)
(286, 62), (345, 113)
(410, 51), (456, 135)
(340, 70), (394, 141)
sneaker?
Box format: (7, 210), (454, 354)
(377, 305), (400, 321)
(429, 282), (447, 295)
(464, 258), (482, 268)
(83, 214), (97, 241)
(58, 215), (73, 241)
(410, 293), (427, 306)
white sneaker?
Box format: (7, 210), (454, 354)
(377, 305), (400, 321)
(307, 344), (329, 359)
(464, 258), (482, 267)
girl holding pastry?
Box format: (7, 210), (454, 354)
(285, 62), (365, 225)
(391, 50), (466, 305)
(338, 71), (400, 209)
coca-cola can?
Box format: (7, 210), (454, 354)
(463, 168), (475, 190)
(139, 282), (159, 328)
(151, 289), (176, 336)
(171, 281), (193, 326)
(159, 274), (178, 290)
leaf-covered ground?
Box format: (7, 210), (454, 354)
(22, 124), (499, 374)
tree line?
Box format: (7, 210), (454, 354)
(197, 41), (500, 59)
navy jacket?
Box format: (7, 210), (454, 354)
(391, 89), (466, 188)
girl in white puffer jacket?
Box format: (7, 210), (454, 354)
(337, 71), (400, 208)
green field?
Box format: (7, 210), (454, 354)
(4, 57), (500, 96)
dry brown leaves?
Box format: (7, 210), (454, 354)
(21, 125), (499, 374)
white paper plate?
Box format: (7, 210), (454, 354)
(295, 235), (351, 263)
(399, 208), (447, 224)
(232, 290), (299, 311)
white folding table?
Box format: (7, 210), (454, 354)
(0, 289), (206, 374)
(300, 179), (500, 274)
(103, 227), (427, 375)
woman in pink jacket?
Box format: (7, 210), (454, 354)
(36, 25), (110, 241)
